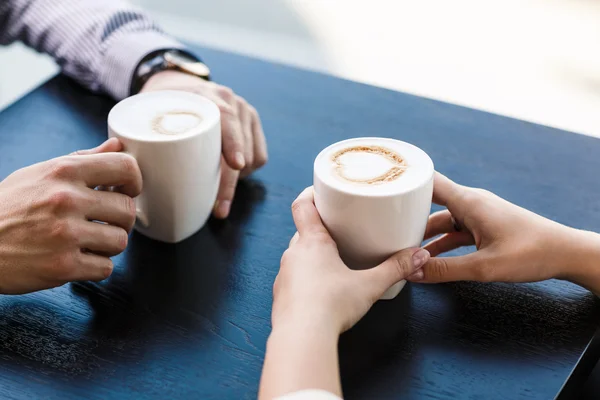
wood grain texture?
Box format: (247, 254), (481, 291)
(0, 45), (599, 400)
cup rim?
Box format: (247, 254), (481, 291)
(107, 90), (220, 143)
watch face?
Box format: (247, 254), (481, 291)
(165, 51), (210, 78)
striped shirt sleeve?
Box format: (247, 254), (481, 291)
(0, 0), (186, 100)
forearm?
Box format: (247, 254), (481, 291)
(0, 0), (183, 100)
(259, 320), (342, 400)
(555, 228), (600, 295)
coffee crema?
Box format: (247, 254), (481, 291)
(314, 137), (434, 196)
(107, 90), (219, 142)
(331, 145), (408, 185)
(151, 110), (203, 136)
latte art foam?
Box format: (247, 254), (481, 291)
(107, 90), (218, 142)
(314, 138), (434, 196)
(151, 110), (203, 136)
(331, 145), (408, 185)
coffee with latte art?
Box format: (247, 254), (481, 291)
(314, 137), (433, 196)
(313, 137), (434, 300)
(151, 110), (203, 136)
(330, 145), (407, 185)
(107, 90), (222, 243)
(108, 90), (207, 141)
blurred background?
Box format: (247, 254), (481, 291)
(0, 0), (599, 137)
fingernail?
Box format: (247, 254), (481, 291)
(216, 200), (231, 218)
(407, 269), (424, 281)
(235, 152), (246, 169)
(412, 249), (430, 269)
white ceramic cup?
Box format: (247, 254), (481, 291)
(313, 137), (434, 300)
(108, 90), (221, 243)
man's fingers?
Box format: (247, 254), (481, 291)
(213, 157), (240, 219)
(211, 91), (245, 170)
(53, 153), (142, 198)
(236, 96), (254, 176)
(71, 138), (122, 156)
(240, 105), (268, 179)
(86, 190), (137, 232)
(424, 232), (475, 257)
(76, 252), (115, 282)
(424, 210), (455, 240)
(291, 187), (328, 235)
(360, 248), (430, 299)
(406, 252), (484, 283)
(251, 106), (268, 169)
(78, 222), (129, 257)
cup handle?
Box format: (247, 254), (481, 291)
(121, 150), (150, 228)
(103, 185), (149, 228)
(135, 195), (150, 228)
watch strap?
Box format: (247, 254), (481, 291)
(129, 49), (202, 96)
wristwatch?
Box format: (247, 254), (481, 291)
(130, 49), (211, 95)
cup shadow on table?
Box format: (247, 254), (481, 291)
(72, 178), (266, 320)
(339, 280), (600, 398)
(67, 179), (267, 361)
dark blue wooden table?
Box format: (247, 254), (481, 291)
(0, 46), (599, 400)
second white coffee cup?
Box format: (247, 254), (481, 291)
(314, 137), (434, 300)
(108, 90), (221, 243)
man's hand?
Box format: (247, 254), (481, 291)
(0, 138), (142, 294)
(140, 70), (268, 219)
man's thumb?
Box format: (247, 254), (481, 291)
(362, 248), (430, 299)
(71, 137), (122, 156)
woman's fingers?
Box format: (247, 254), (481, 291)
(407, 251), (485, 283)
(424, 210), (456, 240)
(424, 231), (475, 257)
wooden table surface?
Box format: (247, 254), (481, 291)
(0, 45), (599, 400)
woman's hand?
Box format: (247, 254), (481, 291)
(409, 173), (600, 294)
(260, 187), (428, 400)
(274, 187), (430, 334)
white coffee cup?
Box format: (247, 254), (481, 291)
(108, 90), (221, 243)
(313, 137), (434, 300)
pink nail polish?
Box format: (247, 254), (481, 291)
(412, 249), (430, 269)
(409, 269), (424, 281)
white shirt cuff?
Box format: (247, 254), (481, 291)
(100, 30), (185, 100)
(274, 389), (342, 400)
